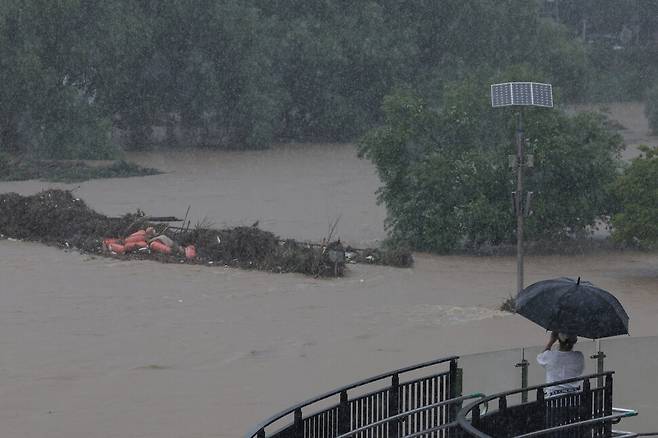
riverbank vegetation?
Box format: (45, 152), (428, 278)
(0, 154), (160, 182)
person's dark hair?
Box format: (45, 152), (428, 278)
(558, 333), (577, 350)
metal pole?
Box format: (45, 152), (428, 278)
(516, 348), (529, 403)
(591, 339), (606, 388)
(516, 112), (525, 294)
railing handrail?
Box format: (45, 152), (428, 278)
(456, 371), (615, 437)
(514, 409), (637, 437)
(244, 355), (458, 438)
(335, 393), (485, 438)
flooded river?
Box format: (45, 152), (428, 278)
(1, 105), (657, 437)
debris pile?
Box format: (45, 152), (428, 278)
(0, 190), (345, 277)
(0, 190), (138, 251)
(0, 189), (413, 276)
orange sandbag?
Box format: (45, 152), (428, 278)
(124, 240), (148, 252)
(184, 245), (196, 259)
(125, 230), (147, 244)
(108, 242), (125, 254)
(150, 240), (172, 254)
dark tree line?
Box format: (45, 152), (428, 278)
(0, 0), (656, 159)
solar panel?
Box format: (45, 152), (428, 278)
(490, 82), (553, 108)
(511, 83), (532, 105)
(531, 83), (553, 107)
(491, 83), (513, 107)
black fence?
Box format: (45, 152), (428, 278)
(248, 359), (637, 438)
(245, 356), (465, 438)
(456, 372), (634, 437)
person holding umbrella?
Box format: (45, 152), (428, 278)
(515, 277), (630, 434)
(537, 331), (584, 398)
(517, 277), (629, 395)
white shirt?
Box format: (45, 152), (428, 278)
(537, 350), (585, 398)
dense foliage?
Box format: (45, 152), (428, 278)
(552, 0), (658, 101)
(611, 146), (658, 248)
(0, 0), (652, 159)
(358, 76), (623, 253)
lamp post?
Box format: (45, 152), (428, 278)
(490, 82), (553, 294)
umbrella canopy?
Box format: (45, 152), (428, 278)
(515, 277), (629, 339)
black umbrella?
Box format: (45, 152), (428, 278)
(515, 277), (629, 339)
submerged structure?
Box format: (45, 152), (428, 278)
(246, 355), (643, 438)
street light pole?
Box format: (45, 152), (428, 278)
(491, 82), (553, 295)
(515, 113), (525, 294)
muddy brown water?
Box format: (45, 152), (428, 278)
(1, 103), (657, 437)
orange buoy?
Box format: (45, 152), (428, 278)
(103, 238), (118, 247)
(184, 245), (196, 259)
(124, 240), (148, 252)
(150, 240), (172, 254)
(125, 230), (147, 244)
(107, 242), (125, 254)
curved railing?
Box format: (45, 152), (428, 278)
(456, 371), (637, 437)
(245, 355), (462, 438)
(247, 340), (654, 437)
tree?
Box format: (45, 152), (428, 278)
(0, 0), (117, 159)
(359, 74), (623, 253)
(611, 145), (658, 248)
(94, 0), (284, 150)
(0, 0), (615, 158)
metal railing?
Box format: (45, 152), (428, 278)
(456, 371), (637, 437)
(245, 356), (461, 438)
(335, 393), (486, 438)
(247, 355), (645, 438)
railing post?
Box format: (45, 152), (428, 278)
(604, 374), (613, 437)
(293, 408), (303, 438)
(580, 378), (592, 437)
(498, 396), (508, 433)
(498, 396), (507, 410)
(388, 374), (400, 438)
(448, 359), (461, 438)
(449, 359), (459, 399)
(472, 405), (481, 428)
(338, 390), (350, 436)
(536, 387), (546, 431)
